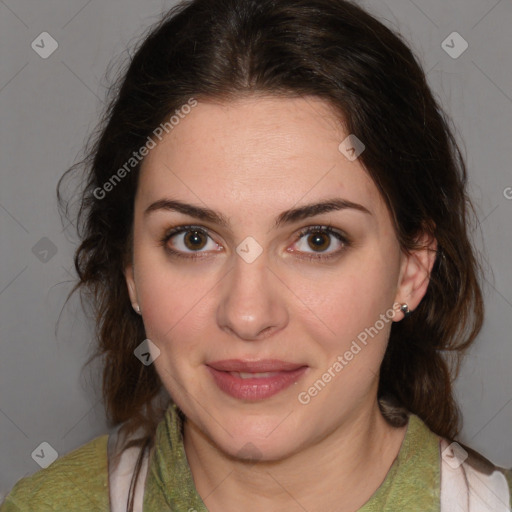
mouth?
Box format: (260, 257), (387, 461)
(206, 359), (308, 401)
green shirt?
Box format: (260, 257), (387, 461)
(2, 404), (511, 511)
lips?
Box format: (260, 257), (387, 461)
(206, 359), (308, 400)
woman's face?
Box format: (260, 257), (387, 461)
(126, 95), (429, 461)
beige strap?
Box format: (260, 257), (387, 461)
(108, 427), (150, 512)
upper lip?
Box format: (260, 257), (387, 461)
(206, 359), (306, 372)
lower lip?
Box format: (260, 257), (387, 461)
(206, 366), (308, 401)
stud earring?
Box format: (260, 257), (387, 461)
(400, 303), (411, 318)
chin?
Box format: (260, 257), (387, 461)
(222, 435), (299, 464)
(208, 417), (305, 463)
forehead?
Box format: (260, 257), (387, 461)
(137, 96), (386, 224)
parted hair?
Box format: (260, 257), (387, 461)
(58, 0), (483, 507)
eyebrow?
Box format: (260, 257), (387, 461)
(144, 197), (372, 229)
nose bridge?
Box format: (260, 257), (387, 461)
(216, 245), (288, 340)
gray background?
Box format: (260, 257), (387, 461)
(1, 0), (511, 499)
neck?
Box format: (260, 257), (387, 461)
(183, 399), (408, 512)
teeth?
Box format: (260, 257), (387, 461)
(230, 371), (281, 379)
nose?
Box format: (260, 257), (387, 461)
(216, 251), (289, 341)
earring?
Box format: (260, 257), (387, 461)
(400, 303), (411, 318)
(133, 304), (141, 315)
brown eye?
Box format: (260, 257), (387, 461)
(161, 225), (222, 259)
(183, 230), (208, 251)
(306, 231), (331, 252)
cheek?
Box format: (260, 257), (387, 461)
(299, 250), (397, 321)
(291, 248), (399, 368)
(134, 240), (204, 323)
(140, 277), (210, 346)
(135, 257), (218, 366)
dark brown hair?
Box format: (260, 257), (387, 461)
(58, 0), (483, 502)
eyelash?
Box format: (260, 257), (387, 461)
(159, 224), (351, 262)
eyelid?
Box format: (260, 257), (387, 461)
(294, 224), (349, 243)
(161, 224), (212, 242)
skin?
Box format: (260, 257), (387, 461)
(125, 95), (437, 512)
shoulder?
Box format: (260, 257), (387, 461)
(1, 434), (110, 512)
(404, 413), (512, 509)
(440, 437), (512, 510)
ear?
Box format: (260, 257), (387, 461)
(124, 263), (138, 306)
(393, 233), (438, 321)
